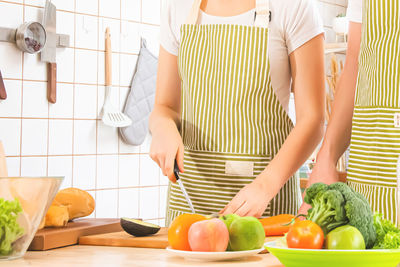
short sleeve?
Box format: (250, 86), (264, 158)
(347, 0), (362, 23)
(283, 0), (325, 54)
(160, 1), (179, 55)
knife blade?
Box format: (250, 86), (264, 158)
(174, 161), (196, 214)
(41, 0), (57, 103)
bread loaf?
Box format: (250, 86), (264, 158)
(54, 188), (95, 220)
(45, 205), (69, 227)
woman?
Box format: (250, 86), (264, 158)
(299, 0), (400, 225)
(150, 0), (326, 225)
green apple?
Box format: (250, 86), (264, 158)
(326, 225), (365, 250)
(229, 217), (265, 251)
(219, 214), (240, 251)
(219, 214), (240, 228)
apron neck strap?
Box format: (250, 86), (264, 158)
(185, 0), (270, 28)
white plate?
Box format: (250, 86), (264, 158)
(166, 247), (264, 261)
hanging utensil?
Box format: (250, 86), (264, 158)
(40, 0), (57, 104)
(173, 160), (196, 214)
(101, 27), (132, 127)
(0, 70), (6, 100)
(0, 141), (8, 177)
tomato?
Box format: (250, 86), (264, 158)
(168, 213), (206, 250)
(286, 220), (324, 249)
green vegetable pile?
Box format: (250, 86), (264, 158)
(304, 182), (376, 249)
(373, 213), (400, 249)
(0, 198), (24, 256)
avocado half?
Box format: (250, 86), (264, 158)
(120, 218), (161, 237)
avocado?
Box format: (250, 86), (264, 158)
(120, 218), (161, 237)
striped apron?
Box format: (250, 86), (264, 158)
(347, 0), (400, 225)
(166, 0), (301, 225)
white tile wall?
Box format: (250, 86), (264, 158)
(0, 0), (345, 224)
(49, 84), (74, 118)
(0, 81), (21, 117)
(48, 156), (73, 189)
(0, 0), (163, 223)
(48, 120), (73, 155)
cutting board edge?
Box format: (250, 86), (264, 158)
(28, 219), (123, 251)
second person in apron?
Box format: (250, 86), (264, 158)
(150, 0), (326, 225)
(299, 0), (400, 225)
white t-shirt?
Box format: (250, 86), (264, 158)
(347, 0), (362, 23)
(160, 0), (324, 113)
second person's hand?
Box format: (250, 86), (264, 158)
(298, 157), (339, 217)
(150, 121), (184, 183)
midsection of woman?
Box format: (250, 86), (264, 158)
(150, 0), (326, 225)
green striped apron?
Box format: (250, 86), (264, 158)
(347, 0), (400, 225)
(166, 0), (301, 225)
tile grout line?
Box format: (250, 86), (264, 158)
(0, 0), (162, 26)
(2, 78), (131, 88)
(6, 152), (148, 157)
(116, 0), (123, 219)
(18, 0), (25, 176)
(71, 0), (77, 189)
(46, 0), (50, 177)
(94, 0), (100, 219)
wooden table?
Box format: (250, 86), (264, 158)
(8, 245), (284, 267)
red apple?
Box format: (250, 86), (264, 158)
(188, 218), (229, 252)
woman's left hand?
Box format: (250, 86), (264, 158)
(220, 177), (271, 218)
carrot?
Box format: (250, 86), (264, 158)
(259, 214), (298, 236)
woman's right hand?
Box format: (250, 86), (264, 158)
(150, 121), (184, 183)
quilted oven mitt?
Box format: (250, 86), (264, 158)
(119, 39), (158, 145)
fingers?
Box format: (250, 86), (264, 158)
(221, 197), (245, 215)
(234, 202), (251, 217)
(176, 143), (185, 173)
(164, 153), (176, 183)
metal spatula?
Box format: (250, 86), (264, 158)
(101, 28), (132, 128)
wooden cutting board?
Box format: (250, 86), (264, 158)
(29, 218), (123, 251)
(79, 227), (169, 249)
(79, 227), (282, 250)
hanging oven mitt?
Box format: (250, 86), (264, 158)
(119, 39), (158, 146)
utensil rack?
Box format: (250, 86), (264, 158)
(0, 26), (70, 48)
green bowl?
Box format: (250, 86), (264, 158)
(265, 241), (400, 267)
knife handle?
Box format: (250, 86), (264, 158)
(173, 160), (180, 181)
(0, 70), (6, 100)
(47, 62), (57, 103)
(105, 27), (112, 87)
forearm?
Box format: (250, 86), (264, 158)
(316, 60), (358, 165)
(312, 23), (362, 172)
(258, 116), (324, 196)
(149, 105), (180, 135)
(149, 46), (182, 136)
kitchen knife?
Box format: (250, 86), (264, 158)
(41, 0), (57, 103)
(173, 161), (196, 214)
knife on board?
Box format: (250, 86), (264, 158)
(41, 0), (57, 103)
(173, 161), (196, 214)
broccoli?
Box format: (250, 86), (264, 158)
(304, 182), (377, 249)
(306, 189), (347, 234)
